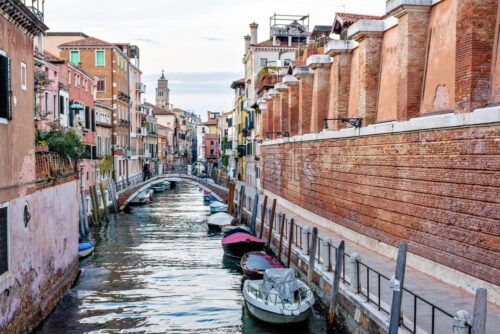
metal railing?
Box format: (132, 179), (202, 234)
(255, 214), (471, 334)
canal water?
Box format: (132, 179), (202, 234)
(36, 183), (327, 333)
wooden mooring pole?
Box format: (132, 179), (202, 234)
(328, 240), (345, 331)
(266, 199), (277, 251)
(259, 195), (268, 239)
(307, 227), (318, 287)
(250, 193), (259, 235)
(287, 218), (294, 268)
(99, 182), (109, 221)
(227, 183), (235, 215)
(388, 242), (407, 334)
(89, 186), (99, 225)
(92, 185), (102, 224)
(472, 288), (487, 334)
(277, 213), (286, 262)
(237, 185), (245, 221)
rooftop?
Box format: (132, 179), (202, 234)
(333, 12), (382, 34)
(59, 36), (114, 47)
(144, 103), (174, 116)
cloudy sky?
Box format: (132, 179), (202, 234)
(45, 0), (384, 120)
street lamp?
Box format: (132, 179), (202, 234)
(323, 118), (363, 129)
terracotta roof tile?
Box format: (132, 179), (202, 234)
(336, 12), (382, 26)
(253, 39), (301, 48)
(290, 59), (306, 67)
(43, 51), (65, 63)
(59, 37), (114, 47)
(144, 102), (174, 115)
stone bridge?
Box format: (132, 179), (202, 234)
(116, 174), (229, 210)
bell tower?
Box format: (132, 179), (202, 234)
(155, 69), (170, 109)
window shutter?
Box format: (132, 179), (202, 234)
(69, 99), (74, 126)
(92, 146), (96, 159)
(0, 56), (11, 120)
(59, 95), (64, 114)
(84, 145), (91, 159)
(91, 108), (96, 131)
(85, 106), (90, 129)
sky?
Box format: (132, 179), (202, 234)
(44, 0), (385, 120)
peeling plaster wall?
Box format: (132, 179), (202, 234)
(0, 179), (79, 331)
(421, 0), (457, 114)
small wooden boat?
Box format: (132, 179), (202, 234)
(131, 189), (153, 205)
(78, 242), (95, 258)
(206, 212), (233, 232)
(152, 181), (170, 192)
(203, 194), (217, 203)
(241, 251), (283, 280)
(222, 225), (250, 236)
(222, 232), (264, 258)
(243, 268), (314, 324)
(210, 201), (228, 214)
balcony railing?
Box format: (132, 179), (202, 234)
(135, 82), (145, 92)
(23, 0), (45, 22)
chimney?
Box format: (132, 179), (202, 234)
(250, 22), (259, 45)
(244, 35), (251, 52)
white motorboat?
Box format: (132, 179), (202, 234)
(206, 212), (233, 232)
(242, 268), (315, 324)
(209, 201), (228, 214)
(151, 182), (169, 192)
(78, 242), (95, 258)
(131, 189), (153, 205)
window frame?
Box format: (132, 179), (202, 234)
(0, 201), (10, 286)
(0, 50), (12, 122)
(260, 58), (267, 66)
(97, 76), (106, 92)
(20, 62), (26, 91)
(68, 69), (71, 84)
(95, 50), (105, 66)
(70, 50), (79, 65)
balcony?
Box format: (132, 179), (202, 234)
(118, 119), (130, 127)
(118, 91), (131, 102)
(255, 68), (284, 94)
(135, 82), (145, 93)
(23, 0), (45, 22)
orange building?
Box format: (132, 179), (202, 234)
(57, 37), (131, 181)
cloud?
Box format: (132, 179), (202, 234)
(134, 38), (158, 44)
(201, 36), (224, 41)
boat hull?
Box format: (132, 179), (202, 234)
(222, 241), (264, 258)
(78, 245), (94, 258)
(245, 299), (311, 324)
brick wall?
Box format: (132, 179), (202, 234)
(261, 124), (500, 285)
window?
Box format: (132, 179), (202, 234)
(44, 92), (49, 114)
(96, 50), (105, 66)
(97, 76), (105, 92)
(0, 53), (12, 120)
(77, 74), (80, 87)
(260, 58), (267, 66)
(20, 62), (26, 90)
(284, 59), (291, 66)
(70, 50), (79, 65)
(0, 205), (8, 276)
(53, 95), (57, 118)
(68, 70), (71, 84)
(74, 73), (77, 86)
(210, 149), (214, 155)
(210, 141), (214, 145)
(84, 79), (87, 91)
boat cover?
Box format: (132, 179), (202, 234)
(78, 242), (95, 251)
(245, 252), (281, 271)
(209, 201), (227, 208)
(207, 212), (233, 226)
(222, 232), (264, 245)
(261, 268), (301, 303)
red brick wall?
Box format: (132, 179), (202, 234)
(298, 74), (314, 135)
(261, 125), (500, 285)
(327, 53), (352, 130)
(288, 84), (299, 136)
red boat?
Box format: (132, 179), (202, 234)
(240, 251), (283, 280)
(222, 232), (264, 258)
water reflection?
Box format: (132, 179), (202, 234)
(35, 183), (326, 333)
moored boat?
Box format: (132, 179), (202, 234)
(240, 251), (283, 280)
(242, 268), (314, 324)
(210, 201), (228, 213)
(78, 242), (95, 258)
(206, 212), (233, 232)
(151, 183), (167, 192)
(222, 232), (264, 258)
(130, 189), (153, 205)
(222, 225), (250, 236)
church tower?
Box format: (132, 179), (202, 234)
(155, 69), (170, 109)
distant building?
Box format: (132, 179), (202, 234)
(155, 70), (170, 110)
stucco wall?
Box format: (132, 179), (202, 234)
(420, 0), (457, 114)
(0, 178), (79, 331)
(377, 26), (398, 121)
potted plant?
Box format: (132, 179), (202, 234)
(35, 130), (49, 152)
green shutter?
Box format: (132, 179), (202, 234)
(96, 51), (104, 66)
(70, 51), (79, 65)
(85, 106), (90, 129)
(59, 96), (64, 114)
(0, 55), (11, 119)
